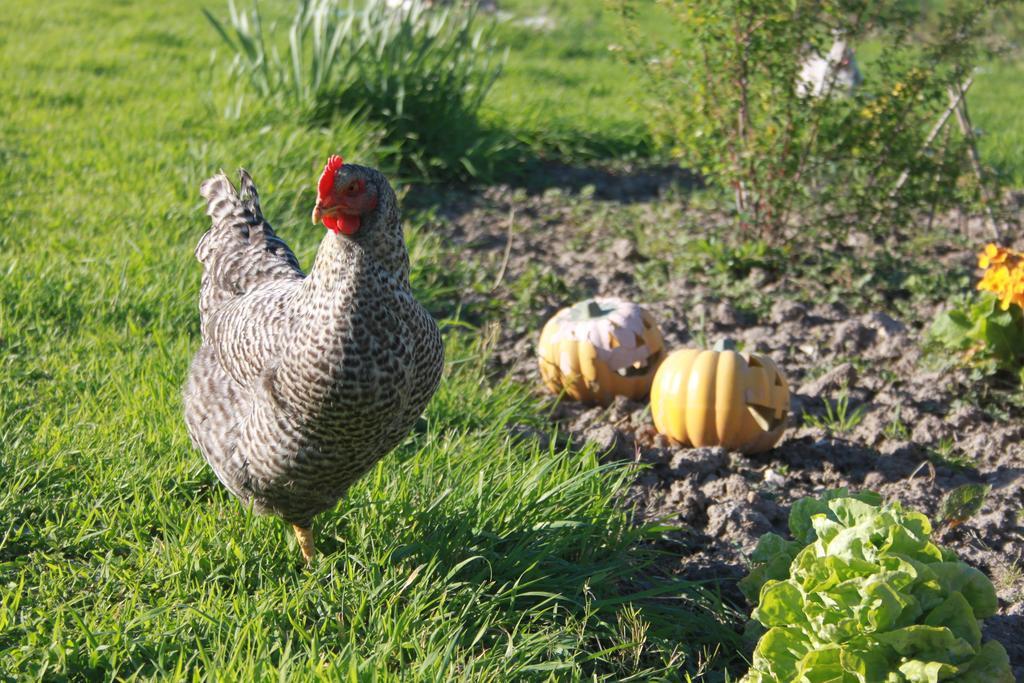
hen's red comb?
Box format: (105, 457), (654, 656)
(317, 155), (344, 199)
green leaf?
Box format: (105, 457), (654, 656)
(789, 489), (881, 544)
(879, 520), (943, 563)
(859, 576), (913, 633)
(740, 533), (803, 604)
(794, 645), (846, 682)
(928, 310), (973, 349)
(928, 563), (998, 619)
(873, 625), (974, 662)
(923, 591), (981, 650)
(928, 292), (1024, 378)
(829, 497), (885, 528)
(744, 492), (1010, 683)
(955, 640), (1015, 683)
(754, 581), (807, 628)
(750, 626), (809, 682)
(896, 658), (959, 683)
(839, 641), (898, 683)
(939, 484), (991, 526)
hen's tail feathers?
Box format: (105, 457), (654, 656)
(197, 170), (265, 262)
(201, 168), (262, 231)
(237, 169), (262, 216)
(196, 169), (301, 266)
(200, 171), (242, 227)
(194, 170), (303, 328)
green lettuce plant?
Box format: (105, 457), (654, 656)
(740, 489), (1012, 683)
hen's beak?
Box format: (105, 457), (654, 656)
(311, 202), (323, 225)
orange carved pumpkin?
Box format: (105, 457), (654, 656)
(538, 298), (665, 405)
(650, 340), (789, 453)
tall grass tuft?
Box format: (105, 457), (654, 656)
(205, 0), (514, 183)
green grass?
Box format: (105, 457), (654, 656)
(2, 329), (738, 678)
(0, 1), (741, 678)
(483, 0), (662, 160)
(969, 60), (1024, 186)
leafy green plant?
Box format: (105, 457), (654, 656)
(929, 291), (1024, 381)
(740, 489), (1013, 682)
(928, 436), (975, 470)
(617, 0), (1009, 242)
(929, 243), (1024, 390)
(690, 237), (780, 278)
(803, 389), (867, 436)
(940, 483), (991, 529)
(205, 0), (512, 182)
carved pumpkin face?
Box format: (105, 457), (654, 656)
(649, 344), (789, 454)
(538, 298), (665, 405)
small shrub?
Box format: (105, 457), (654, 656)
(205, 0), (511, 182)
(740, 489), (1013, 682)
(929, 243), (1024, 382)
(617, 0), (1010, 243)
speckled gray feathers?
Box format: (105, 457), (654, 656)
(183, 167), (443, 527)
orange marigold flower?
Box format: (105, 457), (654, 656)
(978, 243), (1007, 269)
(977, 244), (1024, 311)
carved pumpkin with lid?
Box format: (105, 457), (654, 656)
(650, 340), (789, 454)
(538, 298), (665, 405)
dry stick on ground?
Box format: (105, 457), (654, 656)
(867, 76), (973, 233)
(490, 208), (516, 292)
(948, 81), (1003, 241)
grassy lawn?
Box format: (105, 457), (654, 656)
(2, 0), (1021, 679)
(0, 0), (738, 678)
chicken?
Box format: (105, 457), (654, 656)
(183, 156), (444, 563)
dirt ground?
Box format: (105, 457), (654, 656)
(420, 167), (1024, 676)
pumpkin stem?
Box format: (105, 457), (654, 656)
(586, 300), (604, 318)
(713, 338), (739, 352)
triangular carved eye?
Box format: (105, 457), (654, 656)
(634, 333), (645, 347)
(609, 334), (620, 349)
(748, 404), (787, 431)
(748, 356), (763, 368)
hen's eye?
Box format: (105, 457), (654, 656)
(345, 180), (362, 195)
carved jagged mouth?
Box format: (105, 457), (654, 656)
(749, 404), (788, 432)
(616, 350), (661, 378)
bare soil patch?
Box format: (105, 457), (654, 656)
(423, 169), (1024, 676)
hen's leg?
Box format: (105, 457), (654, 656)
(292, 524), (315, 564)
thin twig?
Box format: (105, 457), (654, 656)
(948, 81), (1002, 241)
(926, 123), (953, 233)
(868, 76), (973, 232)
(490, 208), (515, 292)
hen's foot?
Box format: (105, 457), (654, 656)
(292, 524), (315, 565)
